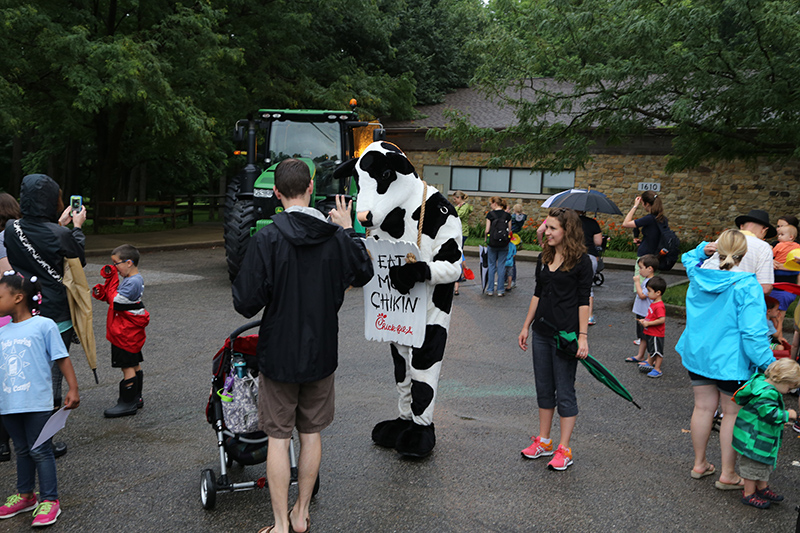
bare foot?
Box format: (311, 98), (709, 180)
(289, 508), (309, 533)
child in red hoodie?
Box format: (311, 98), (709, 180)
(92, 244), (150, 418)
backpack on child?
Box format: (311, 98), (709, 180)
(655, 219), (680, 271)
(488, 214), (511, 247)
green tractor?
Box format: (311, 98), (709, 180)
(225, 104), (382, 280)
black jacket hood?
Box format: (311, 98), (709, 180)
(271, 210), (338, 246)
(20, 174), (61, 222)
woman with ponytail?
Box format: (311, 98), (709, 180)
(676, 229), (775, 491)
(622, 191), (667, 286)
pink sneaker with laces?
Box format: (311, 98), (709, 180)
(31, 500), (60, 527)
(521, 436), (553, 459)
(0, 493), (37, 519)
(547, 445), (573, 471)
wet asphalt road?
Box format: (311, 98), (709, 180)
(0, 247), (798, 532)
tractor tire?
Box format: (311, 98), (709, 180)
(223, 176), (256, 282)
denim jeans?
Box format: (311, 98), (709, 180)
(531, 331), (579, 417)
(2, 411), (58, 500)
(487, 245), (508, 294)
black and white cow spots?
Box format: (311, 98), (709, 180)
(337, 141), (463, 455)
(359, 146), (417, 195)
(380, 207), (406, 238)
(413, 194), (458, 240)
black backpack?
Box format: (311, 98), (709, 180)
(655, 218), (680, 271)
(489, 213), (511, 247)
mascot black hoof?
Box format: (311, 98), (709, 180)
(372, 418), (413, 448)
(395, 423), (435, 458)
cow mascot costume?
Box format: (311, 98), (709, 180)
(335, 141), (462, 457)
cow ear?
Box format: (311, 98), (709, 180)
(386, 152), (416, 177)
(333, 158), (358, 180)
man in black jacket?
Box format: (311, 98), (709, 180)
(233, 158), (373, 533)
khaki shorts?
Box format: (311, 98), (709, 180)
(739, 455), (773, 482)
(257, 373), (335, 439)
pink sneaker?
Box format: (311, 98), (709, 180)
(547, 445), (573, 471)
(0, 493), (37, 519)
(31, 500), (60, 527)
(521, 436), (554, 459)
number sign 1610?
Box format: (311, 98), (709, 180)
(637, 182), (661, 192)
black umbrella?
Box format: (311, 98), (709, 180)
(553, 329), (641, 409)
(550, 189), (623, 215)
(478, 245), (489, 293)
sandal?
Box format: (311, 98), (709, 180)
(691, 463), (715, 479)
(625, 357), (644, 363)
(257, 527), (275, 533)
(715, 477), (745, 490)
(454, 289), (459, 295)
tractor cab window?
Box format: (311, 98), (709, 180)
(268, 121), (341, 165)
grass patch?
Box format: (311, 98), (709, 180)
(662, 279), (689, 306)
(85, 207), (219, 235)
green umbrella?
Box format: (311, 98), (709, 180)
(554, 329), (641, 409)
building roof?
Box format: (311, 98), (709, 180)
(384, 79), (579, 131)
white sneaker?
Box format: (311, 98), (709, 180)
(633, 339), (641, 346)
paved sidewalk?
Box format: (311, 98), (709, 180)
(84, 222), (687, 276)
(84, 222), (224, 256)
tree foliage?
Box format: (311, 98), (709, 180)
(438, 0), (800, 172)
(0, 0), (482, 200)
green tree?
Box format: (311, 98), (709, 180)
(0, 0), (485, 202)
(437, 0), (800, 172)
(385, 0), (486, 105)
(0, 0), (242, 204)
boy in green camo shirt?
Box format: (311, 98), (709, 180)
(732, 358), (800, 509)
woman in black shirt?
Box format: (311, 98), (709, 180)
(518, 207), (592, 471)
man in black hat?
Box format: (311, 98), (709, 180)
(702, 209), (775, 294)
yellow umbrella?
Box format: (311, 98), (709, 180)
(63, 257), (98, 383)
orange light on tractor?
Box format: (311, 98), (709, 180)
(233, 150), (247, 156)
(350, 98), (358, 107)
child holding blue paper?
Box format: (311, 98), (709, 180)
(0, 272), (80, 527)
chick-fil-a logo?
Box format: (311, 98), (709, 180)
(375, 313), (413, 335)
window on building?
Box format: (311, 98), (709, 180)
(440, 166), (575, 194)
(451, 167), (479, 190)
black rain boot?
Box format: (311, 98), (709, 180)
(135, 370), (143, 409)
(104, 378), (138, 418)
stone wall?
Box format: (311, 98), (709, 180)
(404, 150), (800, 243)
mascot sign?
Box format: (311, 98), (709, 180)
(363, 238), (428, 348)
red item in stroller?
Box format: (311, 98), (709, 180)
(201, 321), (319, 510)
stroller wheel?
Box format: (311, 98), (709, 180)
(593, 273), (604, 286)
(201, 469), (217, 510)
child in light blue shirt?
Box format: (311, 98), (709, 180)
(0, 272), (79, 527)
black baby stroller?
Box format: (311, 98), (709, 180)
(593, 235), (609, 286)
(201, 321), (319, 510)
